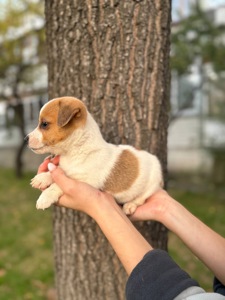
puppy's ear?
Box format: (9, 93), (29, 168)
(57, 105), (81, 127)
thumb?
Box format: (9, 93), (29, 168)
(47, 163), (101, 213)
(48, 162), (58, 172)
(48, 163), (73, 192)
(48, 163), (81, 209)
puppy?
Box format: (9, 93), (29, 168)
(26, 96), (163, 215)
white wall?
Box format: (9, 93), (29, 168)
(168, 117), (213, 173)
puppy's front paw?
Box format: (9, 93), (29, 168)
(36, 193), (56, 210)
(31, 172), (53, 190)
(123, 202), (137, 215)
(36, 183), (62, 210)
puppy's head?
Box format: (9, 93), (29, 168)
(26, 96), (87, 154)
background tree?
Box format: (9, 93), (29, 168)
(45, 1), (171, 299)
(171, 2), (225, 75)
(0, 0), (45, 177)
(171, 2), (225, 115)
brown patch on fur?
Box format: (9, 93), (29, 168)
(57, 97), (86, 127)
(57, 106), (81, 127)
(103, 149), (139, 194)
(40, 97), (87, 146)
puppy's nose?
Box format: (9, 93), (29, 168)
(24, 135), (29, 143)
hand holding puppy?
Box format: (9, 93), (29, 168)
(39, 159), (167, 224)
(48, 163), (118, 220)
(37, 158), (115, 218)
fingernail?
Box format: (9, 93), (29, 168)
(48, 163), (56, 172)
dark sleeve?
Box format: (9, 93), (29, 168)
(214, 277), (225, 296)
(126, 249), (199, 300)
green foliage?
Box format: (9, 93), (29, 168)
(171, 3), (225, 75)
(0, 0), (45, 98)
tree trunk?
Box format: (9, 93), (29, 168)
(45, 1), (171, 299)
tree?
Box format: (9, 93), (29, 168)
(170, 2), (225, 116)
(171, 2), (225, 76)
(0, 0), (45, 177)
(45, 1), (171, 299)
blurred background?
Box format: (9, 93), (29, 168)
(0, 0), (225, 299)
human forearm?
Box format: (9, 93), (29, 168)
(162, 198), (225, 285)
(47, 164), (152, 275)
(92, 195), (153, 275)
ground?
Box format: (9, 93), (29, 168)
(0, 169), (224, 299)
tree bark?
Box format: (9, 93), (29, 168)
(45, 1), (171, 299)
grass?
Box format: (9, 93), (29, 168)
(168, 185), (225, 292)
(0, 168), (54, 300)
(0, 169), (224, 298)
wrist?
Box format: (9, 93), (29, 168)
(146, 190), (178, 225)
(160, 197), (189, 233)
(87, 191), (116, 220)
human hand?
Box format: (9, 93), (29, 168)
(47, 165), (155, 276)
(38, 155), (60, 174)
(47, 163), (114, 218)
(130, 189), (172, 223)
(31, 156), (60, 191)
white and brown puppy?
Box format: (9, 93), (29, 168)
(27, 96), (163, 215)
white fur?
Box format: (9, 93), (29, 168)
(29, 102), (163, 214)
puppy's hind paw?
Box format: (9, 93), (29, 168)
(123, 202), (137, 215)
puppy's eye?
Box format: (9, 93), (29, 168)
(40, 121), (49, 129)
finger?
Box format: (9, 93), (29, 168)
(51, 155), (60, 165)
(37, 155), (60, 174)
(48, 163), (105, 210)
(54, 194), (76, 209)
(129, 208), (142, 222)
(38, 159), (51, 174)
(48, 164), (90, 211)
(48, 163), (76, 194)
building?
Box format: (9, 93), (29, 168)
(169, 2), (225, 180)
